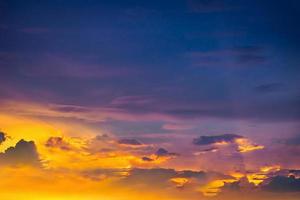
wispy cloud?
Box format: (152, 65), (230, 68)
(187, 0), (236, 13)
(193, 134), (264, 153)
(20, 54), (138, 79)
(188, 46), (267, 68)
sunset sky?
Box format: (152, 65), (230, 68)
(0, 0), (300, 199)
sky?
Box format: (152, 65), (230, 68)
(0, 0), (300, 199)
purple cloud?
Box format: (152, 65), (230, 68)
(0, 139), (40, 166)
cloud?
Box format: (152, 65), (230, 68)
(120, 167), (241, 197)
(233, 46), (266, 64)
(95, 134), (110, 141)
(141, 156), (154, 162)
(187, 0), (234, 13)
(127, 168), (235, 197)
(139, 148), (179, 163)
(262, 176), (300, 192)
(0, 131), (6, 144)
(188, 46), (267, 68)
(254, 83), (283, 93)
(235, 138), (264, 153)
(81, 168), (128, 181)
(174, 170), (206, 180)
(20, 54), (137, 79)
(20, 27), (50, 34)
(0, 100), (174, 123)
(193, 134), (243, 145)
(45, 137), (71, 150)
(193, 134), (264, 153)
(218, 169), (300, 196)
(121, 168), (209, 189)
(163, 95), (300, 122)
(219, 167), (300, 194)
(155, 148), (179, 158)
(221, 177), (255, 191)
(0, 139), (40, 166)
(162, 123), (195, 131)
(50, 105), (90, 113)
(111, 95), (155, 107)
(118, 138), (142, 146)
(289, 170), (300, 178)
(193, 147), (219, 155)
(122, 168), (177, 188)
(1, 94), (299, 128)
(281, 135), (300, 146)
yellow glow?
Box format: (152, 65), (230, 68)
(229, 171), (245, 179)
(235, 138), (264, 153)
(170, 177), (189, 188)
(246, 173), (267, 186)
(198, 179), (236, 196)
(0, 113), (58, 153)
(0, 166), (180, 200)
(246, 165), (281, 186)
(214, 141), (230, 146)
(260, 165), (281, 173)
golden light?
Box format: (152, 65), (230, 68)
(235, 138), (264, 153)
(260, 165), (281, 173)
(170, 177), (189, 188)
(246, 173), (267, 186)
(198, 178), (236, 197)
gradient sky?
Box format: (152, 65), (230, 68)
(0, 0), (300, 200)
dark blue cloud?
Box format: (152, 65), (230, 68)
(263, 176), (300, 192)
(0, 131), (6, 144)
(193, 134), (243, 145)
(282, 135), (300, 146)
(155, 148), (178, 157)
(141, 156), (154, 162)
